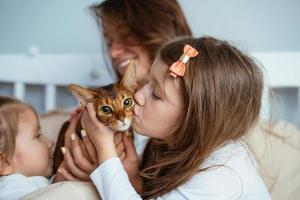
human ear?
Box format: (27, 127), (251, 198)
(0, 153), (14, 176)
(69, 84), (100, 107)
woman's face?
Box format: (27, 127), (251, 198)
(103, 23), (151, 87)
(133, 58), (184, 139)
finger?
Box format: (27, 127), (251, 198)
(70, 133), (96, 173)
(64, 117), (80, 148)
(81, 129), (98, 164)
(116, 140), (125, 157)
(68, 106), (83, 122)
(61, 147), (90, 181)
(122, 133), (138, 161)
(70, 106), (83, 118)
(58, 167), (81, 182)
(114, 132), (123, 146)
(79, 138), (90, 160)
(86, 103), (98, 124)
(119, 151), (126, 161)
(53, 162), (66, 182)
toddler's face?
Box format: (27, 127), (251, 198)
(11, 108), (54, 177)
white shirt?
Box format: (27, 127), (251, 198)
(90, 137), (271, 200)
(0, 173), (49, 200)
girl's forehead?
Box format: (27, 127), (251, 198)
(151, 59), (183, 104)
(151, 59), (169, 79)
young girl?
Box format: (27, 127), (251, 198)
(0, 96), (54, 200)
(61, 36), (271, 199)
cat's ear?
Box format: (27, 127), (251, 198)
(120, 60), (137, 92)
(68, 84), (98, 107)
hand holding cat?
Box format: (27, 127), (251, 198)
(55, 109), (94, 182)
(81, 103), (141, 190)
(58, 103), (135, 182)
(81, 103), (117, 165)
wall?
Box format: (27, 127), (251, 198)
(0, 0), (299, 126)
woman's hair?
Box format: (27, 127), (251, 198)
(0, 97), (33, 163)
(140, 36), (264, 199)
(90, 0), (192, 63)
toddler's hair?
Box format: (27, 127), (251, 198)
(0, 97), (34, 163)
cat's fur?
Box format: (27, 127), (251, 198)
(53, 62), (137, 173)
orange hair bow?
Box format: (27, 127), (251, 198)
(169, 44), (199, 78)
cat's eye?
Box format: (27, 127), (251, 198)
(100, 106), (112, 114)
(123, 98), (133, 108)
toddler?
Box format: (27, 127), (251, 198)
(0, 96), (54, 200)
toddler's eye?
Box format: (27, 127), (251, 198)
(100, 106), (112, 114)
(123, 98), (133, 108)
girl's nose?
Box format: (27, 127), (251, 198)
(109, 42), (125, 59)
(134, 88), (146, 106)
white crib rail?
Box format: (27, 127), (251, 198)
(0, 54), (114, 111)
(252, 52), (300, 127)
(0, 52), (299, 127)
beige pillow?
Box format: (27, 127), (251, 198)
(39, 110), (70, 147)
(36, 113), (300, 200)
(244, 120), (300, 200)
(22, 181), (100, 200)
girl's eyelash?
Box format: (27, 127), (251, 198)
(36, 130), (42, 138)
(152, 91), (161, 100)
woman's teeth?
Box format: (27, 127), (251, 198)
(119, 60), (131, 68)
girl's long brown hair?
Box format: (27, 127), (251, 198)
(90, 0), (192, 63)
(140, 37), (264, 199)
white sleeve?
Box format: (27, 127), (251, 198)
(90, 158), (243, 200)
(6, 187), (39, 200)
(2, 184), (46, 200)
(90, 157), (142, 200)
(161, 165), (244, 200)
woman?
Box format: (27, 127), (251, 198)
(54, 0), (192, 181)
(92, 0), (192, 88)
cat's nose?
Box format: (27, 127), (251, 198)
(119, 116), (125, 123)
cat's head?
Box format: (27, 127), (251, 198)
(69, 61), (137, 132)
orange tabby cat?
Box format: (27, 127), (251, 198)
(53, 61), (136, 173)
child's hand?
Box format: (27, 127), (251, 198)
(58, 130), (128, 181)
(58, 146), (91, 181)
(81, 103), (117, 164)
(69, 106), (83, 121)
(64, 107), (82, 150)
